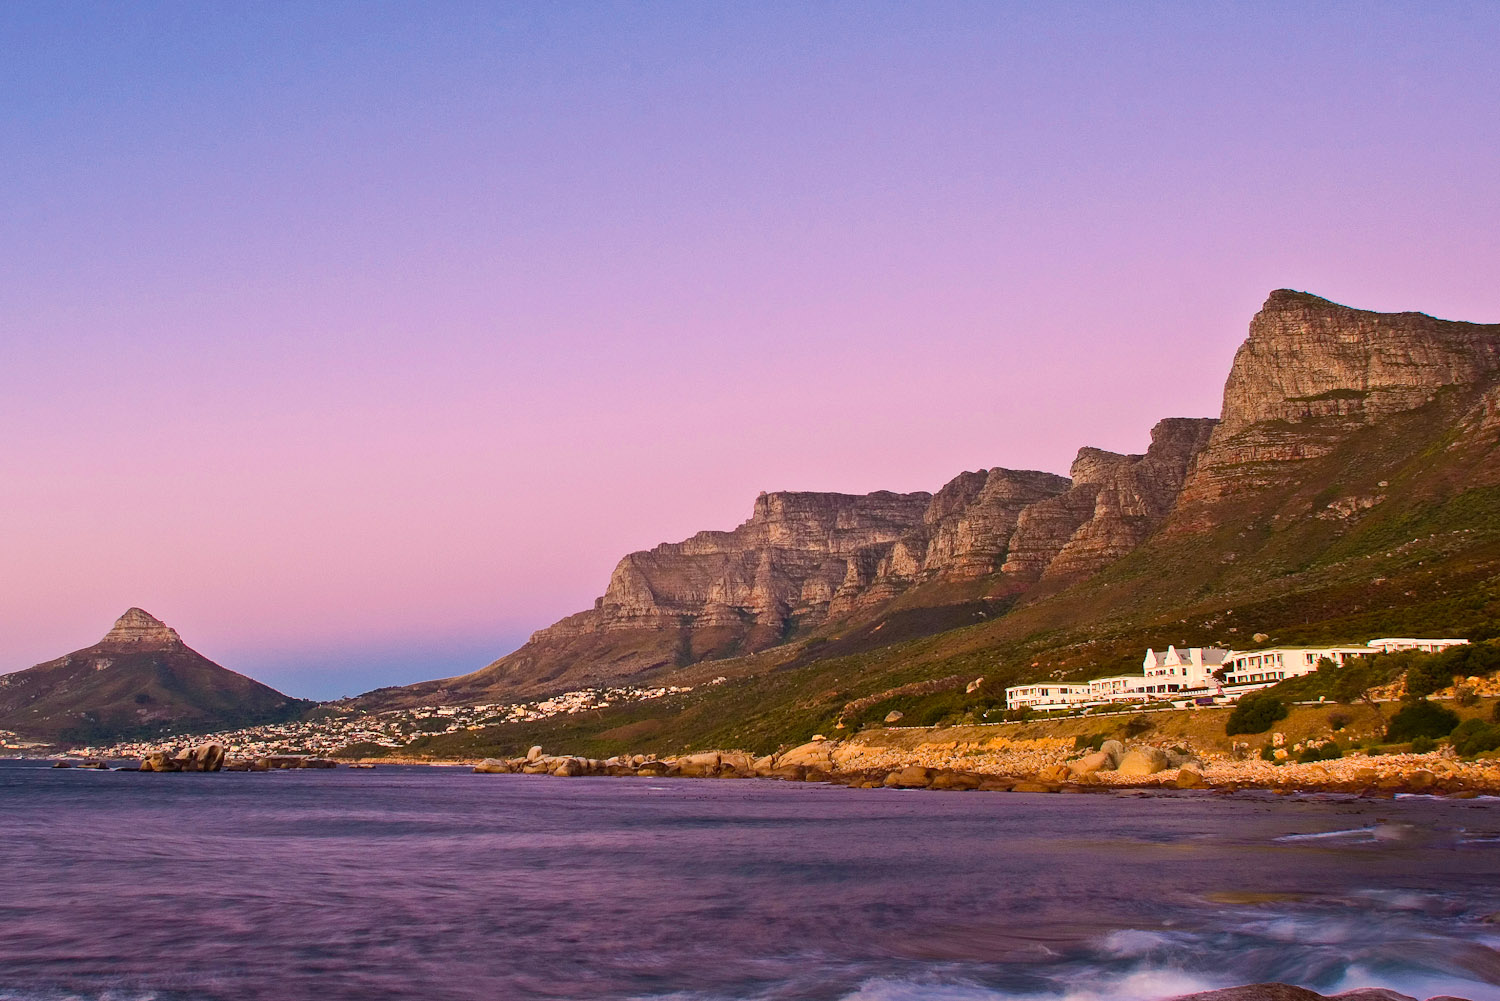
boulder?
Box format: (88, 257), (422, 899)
(717, 752), (755, 776)
(1069, 751), (1116, 776)
(550, 757), (584, 777)
(140, 751), (179, 773)
(1009, 780), (1058, 793)
(884, 710), (905, 724)
(929, 770), (981, 791)
(1099, 739), (1125, 761)
(1173, 765), (1207, 789)
(766, 764), (807, 781)
(473, 758), (511, 774)
(674, 752), (722, 778)
(883, 765), (934, 788)
(1406, 769), (1436, 791)
(1116, 746), (1170, 776)
(526, 745), (544, 762)
(635, 760), (671, 777)
(1036, 763), (1072, 783)
(778, 740), (836, 770)
(189, 743), (225, 772)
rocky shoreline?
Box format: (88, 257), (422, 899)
(466, 732), (1500, 797)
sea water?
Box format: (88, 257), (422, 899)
(0, 759), (1496, 1001)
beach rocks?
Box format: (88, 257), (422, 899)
(778, 740), (836, 770)
(473, 758), (511, 773)
(675, 752), (722, 778)
(1070, 750), (1114, 775)
(138, 742), (226, 772)
(1037, 763), (1072, 783)
(1116, 746), (1170, 776)
(1173, 765), (1207, 789)
(883, 765), (934, 788)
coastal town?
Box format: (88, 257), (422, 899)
(59, 682), (700, 761)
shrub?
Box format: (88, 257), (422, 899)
(1123, 715), (1154, 738)
(1072, 732), (1106, 752)
(1326, 710), (1352, 731)
(1260, 744), (1278, 762)
(1295, 742), (1343, 763)
(1226, 694), (1288, 736)
(1451, 719), (1500, 757)
(1385, 700), (1460, 742)
(1409, 736), (1436, 754)
(1454, 685), (1478, 708)
(1404, 659), (1455, 699)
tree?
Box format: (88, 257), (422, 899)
(1385, 700), (1460, 742)
(1404, 658), (1454, 699)
(1226, 693), (1288, 736)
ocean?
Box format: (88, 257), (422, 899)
(1, 759), (1496, 1001)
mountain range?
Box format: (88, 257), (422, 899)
(360, 289), (1500, 738)
(7, 288), (1500, 752)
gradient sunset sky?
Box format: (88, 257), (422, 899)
(4, 3), (1498, 699)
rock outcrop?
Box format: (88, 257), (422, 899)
(99, 608), (183, 649)
(595, 490), (933, 632)
(1001, 418), (1217, 580)
(1174, 290), (1500, 521)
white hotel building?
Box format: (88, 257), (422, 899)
(1004, 638), (1468, 711)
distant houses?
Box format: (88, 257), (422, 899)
(1003, 637), (1469, 712)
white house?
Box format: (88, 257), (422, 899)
(1141, 645), (1228, 692)
(1220, 645), (1370, 688)
(1365, 637), (1469, 655)
(1003, 682), (1091, 710)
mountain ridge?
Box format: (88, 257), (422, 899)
(360, 287), (1500, 720)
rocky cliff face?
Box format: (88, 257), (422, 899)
(98, 608), (182, 649)
(367, 289), (1500, 708)
(594, 490), (932, 632)
(1173, 290), (1500, 523)
(399, 424), (1213, 704)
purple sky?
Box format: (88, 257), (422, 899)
(3, 3), (1498, 699)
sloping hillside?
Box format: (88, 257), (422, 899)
(0, 609), (312, 743)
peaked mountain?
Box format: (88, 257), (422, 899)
(0, 609), (312, 743)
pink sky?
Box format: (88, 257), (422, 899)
(3, 5), (1498, 697)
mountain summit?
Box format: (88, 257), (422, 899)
(99, 608), (182, 649)
(0, 610), (311, 744)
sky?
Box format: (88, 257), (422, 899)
(3, 2), (1498, 699)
